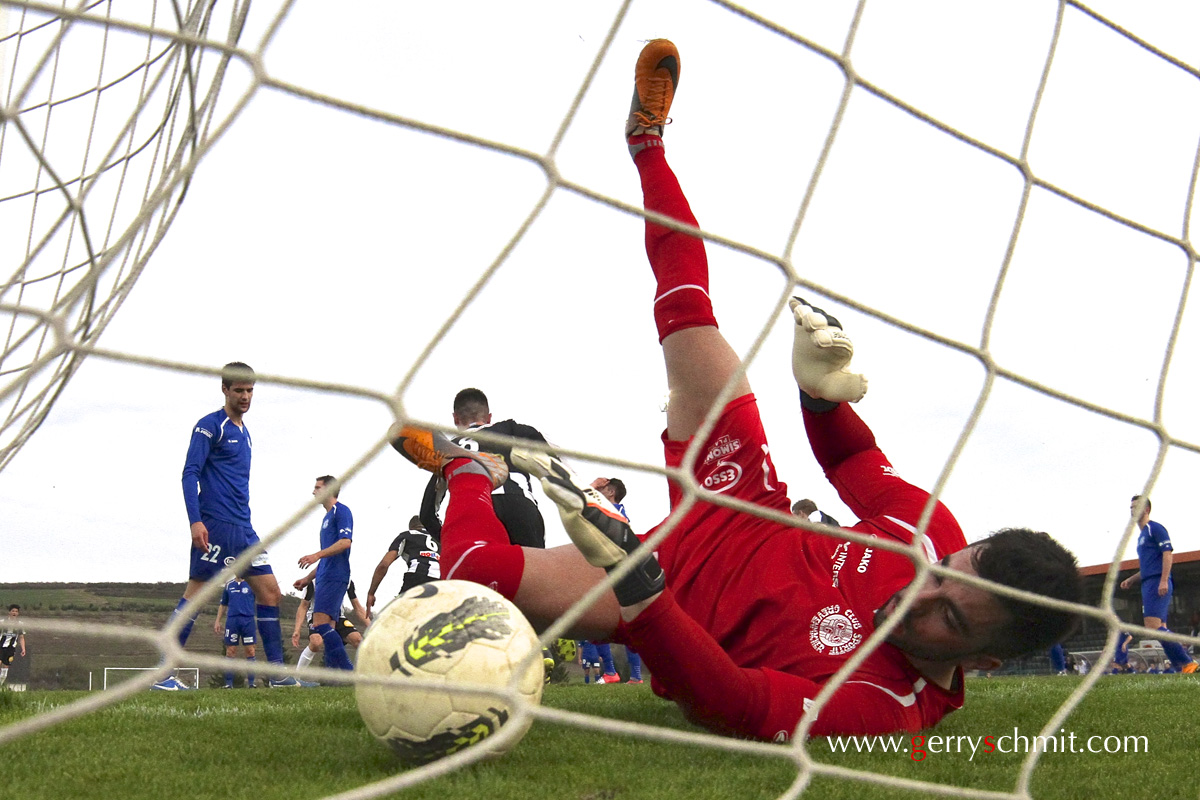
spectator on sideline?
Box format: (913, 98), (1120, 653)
(1119, 496), (1198, 673)
(214, 578), (257, 688)
(162, 362), (296, 691)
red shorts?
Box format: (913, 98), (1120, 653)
(649, 394), (792, 590)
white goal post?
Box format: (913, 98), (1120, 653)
(102, 667), (200, 691)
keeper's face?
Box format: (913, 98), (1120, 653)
(874, 548), (1009, 663)
(7, 607), (17, 618)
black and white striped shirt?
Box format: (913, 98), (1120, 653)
(419, 418), (549, 535)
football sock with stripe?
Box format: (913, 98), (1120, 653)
(633, 141), (717, 342)
(256, 605), (284, 664)
(169, 598), (198, 648)
(314, 622), (353, 671)
(1159, 626), (1193, 668)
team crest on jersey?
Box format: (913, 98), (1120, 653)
(881, 465), (900, 478)
(809, 604), (863, 656)
(703, 435), (742, 465)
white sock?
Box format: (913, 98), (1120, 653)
(0, 667), (8, 685)
(297, 646), (316, 669)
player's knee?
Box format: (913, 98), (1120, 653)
(225, 646), (237, 658)
(309, 634), (323, 650)
(257, 586), (282, 605)
(349, 633), (363, 647)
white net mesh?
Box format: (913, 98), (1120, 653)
(0, 0), (249, 470)
(3, 1), (1200, 798)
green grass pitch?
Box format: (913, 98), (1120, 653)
(1, 675), (1196, 800)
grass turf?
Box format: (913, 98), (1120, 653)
(0, 674), (1196, 800)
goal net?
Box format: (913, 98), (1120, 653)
(2, 1), (1199, 799)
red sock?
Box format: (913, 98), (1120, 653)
(439, 462), (525, 600)
(632, 139), (718, 342)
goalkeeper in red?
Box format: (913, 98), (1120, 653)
(389, 39), (1081, 740)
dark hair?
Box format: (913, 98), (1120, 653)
(453, 387), (489, 421)
(972, 528), (1082, 659)
(221, 361), (255, 388)
(315, 475), (339, 498)
(1131, 495), (1151, 512)
(409, 515), (424, 530)
(7, 604), (18, 612)
(607, 478), (627, 504)
(792, 498), (818, 516)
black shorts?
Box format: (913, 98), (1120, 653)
(400, 572), (438, 594)
(493, 493), (545, 549)
(0, 647), (15, 666)
(310, 618), (357, 644)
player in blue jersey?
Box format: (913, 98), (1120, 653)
(1119, 496), (1198, 674)
(594, 642), (620, 684)
(578, 640), (602, 684)
(592, 478), (643, 683)
(214, 577), (257, 688)
(296, 475), (355, 671)
(157, 362), (298, 691)
(293, 580), (367, 671)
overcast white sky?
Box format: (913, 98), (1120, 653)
(3, 1), (1200, 604)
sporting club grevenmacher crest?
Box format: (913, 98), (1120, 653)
(809, 604), (863, 656)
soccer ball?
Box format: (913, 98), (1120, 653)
(355, 580), (544, 765)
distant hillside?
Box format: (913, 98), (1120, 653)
(0, 582), (305, 690)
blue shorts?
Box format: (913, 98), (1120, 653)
(223, 616), (257, 646)
(1141, 576), (1172, 620)
(579, 641), (599, 667)
(189, 519), (273, 581)
(313, 576), (349, 620)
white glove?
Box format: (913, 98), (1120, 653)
(789, 297), (867, 403)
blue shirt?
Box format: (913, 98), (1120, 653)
(221, 579), (256, 619)
(1136, 520), (1173, 579)
(182, 409), (252, 526)
(316, 502), (353, 583)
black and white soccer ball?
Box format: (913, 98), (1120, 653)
(355, 580), (544, 765)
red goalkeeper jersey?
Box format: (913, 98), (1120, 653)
(619, 395), (968, 740)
